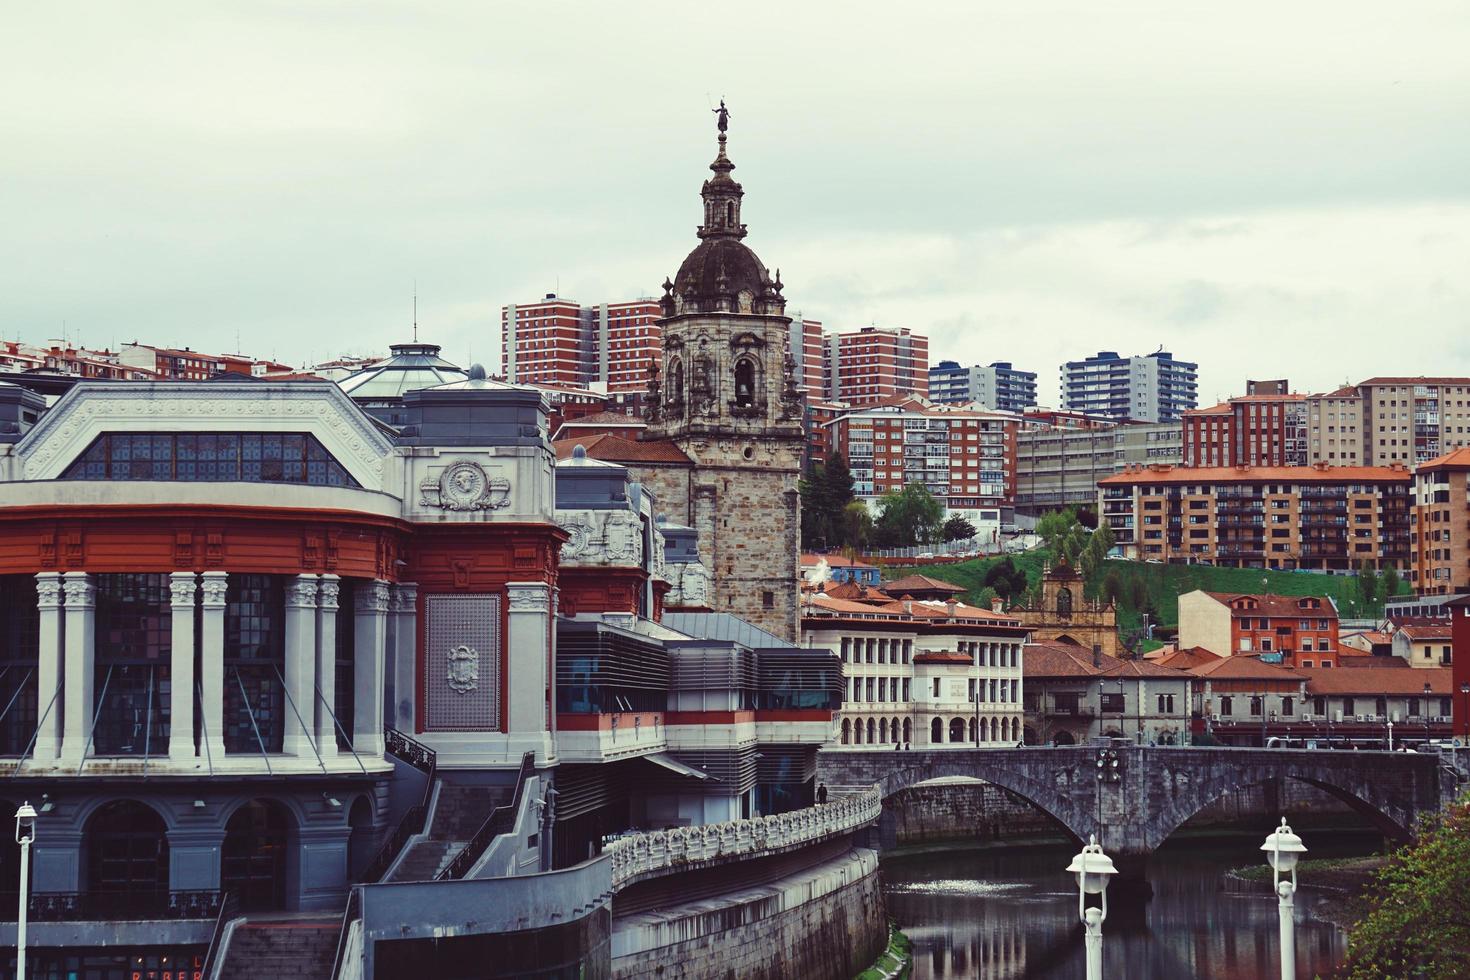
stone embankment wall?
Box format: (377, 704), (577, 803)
(889, 778), (1356, 846)
(611, 848), (886, 980)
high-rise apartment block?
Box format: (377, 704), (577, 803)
(823, 326), (928, 405)
(1305, 378), (1470, 467)
(1013, 421), (1183, 515)
(827, 397), (1016, 523)
(1411, 447), (1470, 595)
(928, 360), (1038, 412)
(500, 294), (662, 392)
(1099, 463), (1412, 570)
(787, 316), (825, 396)
(1182, 394), (1307, 467)
(1060, 350), (1198, 423)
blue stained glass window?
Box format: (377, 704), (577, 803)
(62, 432), (361, 487)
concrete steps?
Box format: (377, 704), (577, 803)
(382, 780), (513, 882)
(218, 918), (339, 980)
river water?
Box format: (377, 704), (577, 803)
(882, 833), (1378, 979)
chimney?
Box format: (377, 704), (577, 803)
(1092, 643), (1102, 669)
(991, 596), (1005, 614)
(945, 598), (958, 620)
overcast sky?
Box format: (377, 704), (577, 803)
(3, 2), (1467, 405)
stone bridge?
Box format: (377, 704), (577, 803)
(818, 745), (1457, 873)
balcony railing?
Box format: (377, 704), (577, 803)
(8, 889), (225, 922)
(604, 786), (881, 890)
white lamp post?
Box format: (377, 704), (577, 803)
(1261, 817), (1307, 980)
(1066, 834), (1118, 980)
(15, 801), (37, 980)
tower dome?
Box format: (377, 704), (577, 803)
(661, 102), (786, 318)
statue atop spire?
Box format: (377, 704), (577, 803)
(697, 101), (745, 240)
(713, 98), (730, 134)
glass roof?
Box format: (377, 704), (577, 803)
(338, 343), (468, 401)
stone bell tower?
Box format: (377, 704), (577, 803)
(643, 104), (805, 639)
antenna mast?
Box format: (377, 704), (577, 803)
(413, 281), (418, 342)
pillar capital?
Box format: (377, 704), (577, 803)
(35, 572), (64, 609)
(355, 580), (391, 614)
(390, 582), (418, 614)
(317, 573), (341, 611)
(286, 575), (319, 609)
(61, 571), (94, 609)
(169, 571), (198, 608)
(506, 581), (552, 613)
(200, 570), (229, 607)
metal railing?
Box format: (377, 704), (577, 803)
(19, 888), (224, 922)
(329, 886), (361, 980)
(604, 786), (882, 890)
(437, 752), (536, 881)
(358, 729), (437, 883)
(198, 892), (239, 980)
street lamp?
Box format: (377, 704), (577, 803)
(1262, 817), (1307, 980)
(1066, 835), (1118, 980)
(15, 801), (37, 980)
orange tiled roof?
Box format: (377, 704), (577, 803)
(882, 574), (966, 595)
(1100, 465), (1410, 485)
(1417, 446), (1470, 471)
(1295, 666), (1452, 695)
(1397, 624), (1453, 641)
(1187, 655), (1302, 680)
(551, 433), (692, 465)
(1153, 646), (1227, 669)
(801, 553), (878, 570)
(1201, 592), (1338, 619)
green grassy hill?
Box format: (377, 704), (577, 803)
(885, 551), (1406, 637)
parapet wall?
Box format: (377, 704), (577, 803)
(611, 847), (886, 980)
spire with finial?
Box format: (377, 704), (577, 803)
(698, 99), (746, 241)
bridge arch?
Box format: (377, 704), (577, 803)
(870, 751), (1098, 846)
(1141, 756), (1428, 853)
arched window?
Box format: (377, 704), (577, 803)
(903, 718), (912, 745)
(726, 202), (736, 226)
(853, 719), (862, 744)
(990, 717), (1000, 742)
(1057, 587), (1073, 617)
(1053, 730), (1075, 746)
(879, 718), (889, 743)
(86, 800), (169, 916)
(668, 357), (684, 405)
(948, 718), (965, 743)
(734, 358), (757, 409)
(223, 799), (292, 912)
(968, 717), (977, 743)
(930, 718), (942, 744)
(866, 718), (876, 743)
(1001, 718), (1011, 742)
(891, 718), (901, 743)
(841, 718), (851, 745)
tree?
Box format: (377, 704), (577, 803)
(1036, 508), (1078, 552)
(798, 454), (858, 550)
(875, 483), (945, 547)
(1100, 570), (1123, 606)
(1358, 560), (1380, 608)
(841, 500), (873, 551)
(1342, 793), (1470, 979)
(983, 558), (1028, 600)
(942, 514), (977, 543)
(1382, 564), (1403, 600)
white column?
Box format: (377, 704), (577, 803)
(59, 572), (95, 764)
(314, 574), (340, 761)
(283, 575), (319, 757)
(198, 572), (228, 761)
(387, 583), (417, 733)
(505, 582), (552, 737)
(168, 572), (198, 764)
(354, 580), (390, 757)
(32, 574), (64, 763)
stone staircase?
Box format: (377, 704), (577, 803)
(384, 781), (514, 882)
(218, 916), (340, 980)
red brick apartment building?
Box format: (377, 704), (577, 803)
(1099, 463), (1412, 571)
(1182, 393), (1307, 467)
(501, 294), (662, 392)
(1412, 447), (1470, 595)
(823, 326), (928, 405)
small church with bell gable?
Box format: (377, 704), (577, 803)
(554, 105), (805, 640)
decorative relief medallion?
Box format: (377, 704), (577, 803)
(604, 513), (642, 564)
(446, 644), (479, 695)
(561, 522), (593, 560)
(420, 460), (512, 511)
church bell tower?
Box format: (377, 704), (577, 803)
(645, 103), (805, 639)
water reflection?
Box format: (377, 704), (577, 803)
(883, 835), (1372, 979)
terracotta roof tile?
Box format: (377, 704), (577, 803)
(882, 574), (966, 594)
(552, 433), (692, 465)
(1417, 446), (1470, 471)
(801, 553), (878, 570)
(1294, 666), (1452, 695)
(1199, 591), (1339, 619)
(1186, 655), (1301, 680)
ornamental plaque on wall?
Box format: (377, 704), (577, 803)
(446, 644), (479, 694)
(419, 460), (512, 511)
